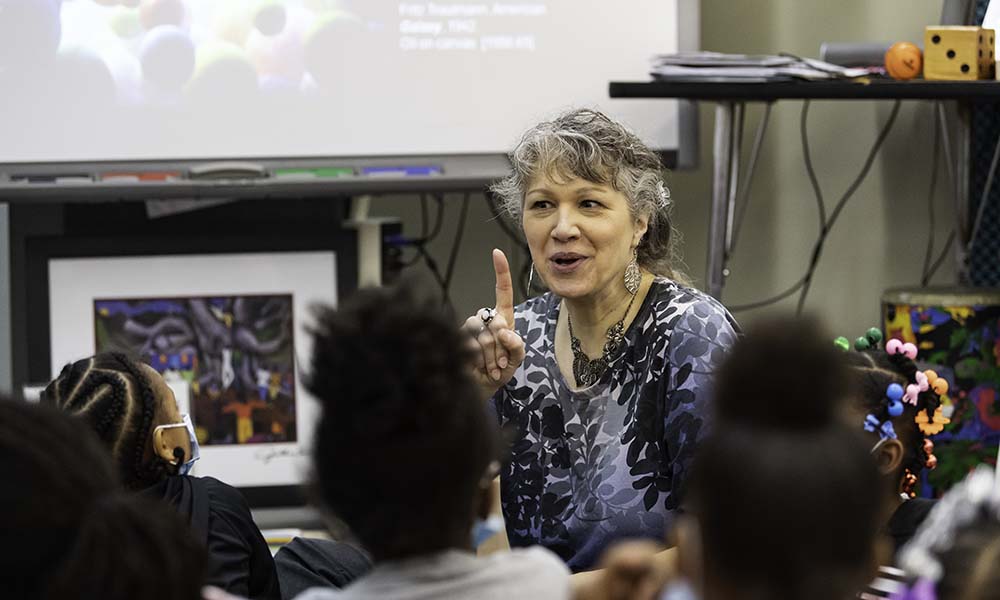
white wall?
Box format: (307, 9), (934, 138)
(371, 0), (959, 336)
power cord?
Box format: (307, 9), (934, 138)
(485, 190), (531, 300)
(794, 99), (901, 314)
(725, 102), (774, 262)
(730, 100), (902, 313)
(921, 106), (942, 285)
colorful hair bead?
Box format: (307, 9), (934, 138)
(888, 400), (904, 417)
(855, 336), (871, 351)
(834, 336), (850, 351)
(904, 384), (921, 406)
(924, 369), (950, 395)
(886, 339), (903, 355)
(866, 327), (883, 345)
(900, 469), (919, 498)
(915, 371), (929, 392)
(923, 439), (938, 470)
(902, 342), (918, 360)
(887, 383), (904, 403)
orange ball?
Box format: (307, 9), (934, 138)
(885, 42), (923, 80)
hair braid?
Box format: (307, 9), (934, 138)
(846, 343), (947, 497)
(42, 352), (172, 489)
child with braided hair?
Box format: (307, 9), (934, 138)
(837, 328), (951, 558)
(43, 352), (281, 599)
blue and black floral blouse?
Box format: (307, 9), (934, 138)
(491, 278), (738, 572)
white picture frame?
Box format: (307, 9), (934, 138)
(47, 251), (337, 488)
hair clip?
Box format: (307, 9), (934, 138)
(655, 181), (671, 209)
(903, 371), (930, 405)
(916, 406), (950, 436)
(865, 413), (897, 440)
(886, 338), (918, 360)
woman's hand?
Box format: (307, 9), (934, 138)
(464, 249), (526, 396)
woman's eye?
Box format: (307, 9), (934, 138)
(580, 199), (602, 209)
(529, 200), (552, 210)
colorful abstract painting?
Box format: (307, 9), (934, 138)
(884, 296), (1000, 497)
(95, 294), (296, 447)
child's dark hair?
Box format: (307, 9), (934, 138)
(689, 316), (882, 600)
(843, 339), (945, 496)
(42, 351), (175, 489)
(306, 283), (499, 561)
(0, 399), (207, 600)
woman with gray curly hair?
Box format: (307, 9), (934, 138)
(463, 108), (739, 580)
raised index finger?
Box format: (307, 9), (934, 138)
(493, 248), (515, 325)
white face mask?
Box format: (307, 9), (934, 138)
(178, 413), (201, 476)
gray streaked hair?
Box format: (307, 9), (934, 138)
(490, 108), (687, 282)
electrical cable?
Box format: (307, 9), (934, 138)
(443, 193), (471, 295)
(924, 230), (956, 286)
(729, 100), (901, 313)
(922, 109), (942, 286)
(801, 100), (827, 232)
(485, 191), (531, 299)
(729, 276), (806, 312)
(965, 130), (1000, 259)
(794, 100), (902, 314)
(935, 102), (968, 243)
(726, 101), (773, 259)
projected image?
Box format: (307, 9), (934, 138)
(94, 294), (297, 447)
(2, 0), (390, 107)
(1, 1), (679, 162)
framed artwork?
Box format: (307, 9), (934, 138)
(48, 251), (337, 489)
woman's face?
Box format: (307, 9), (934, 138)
(522, 172), (647, 300)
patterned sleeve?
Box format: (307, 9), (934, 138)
(660, 299), (738, 509)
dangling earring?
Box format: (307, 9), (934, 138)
(624, 249), (640, 295)
(527, 263), (536, 292)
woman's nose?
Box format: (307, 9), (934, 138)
(551, 208), (580, 241)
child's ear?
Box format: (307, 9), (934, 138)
(152, 424), (191, 465)
(876, 438), (905, 475)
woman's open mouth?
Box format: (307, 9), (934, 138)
(548, 253), (587, 274)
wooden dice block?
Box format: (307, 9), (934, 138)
(924, 26), (995, 80)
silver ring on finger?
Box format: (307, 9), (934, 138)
(477, 307), (497, 327)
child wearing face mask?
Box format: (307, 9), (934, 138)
(296, 283), (571, 600)
(43, 352), (281, 599)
